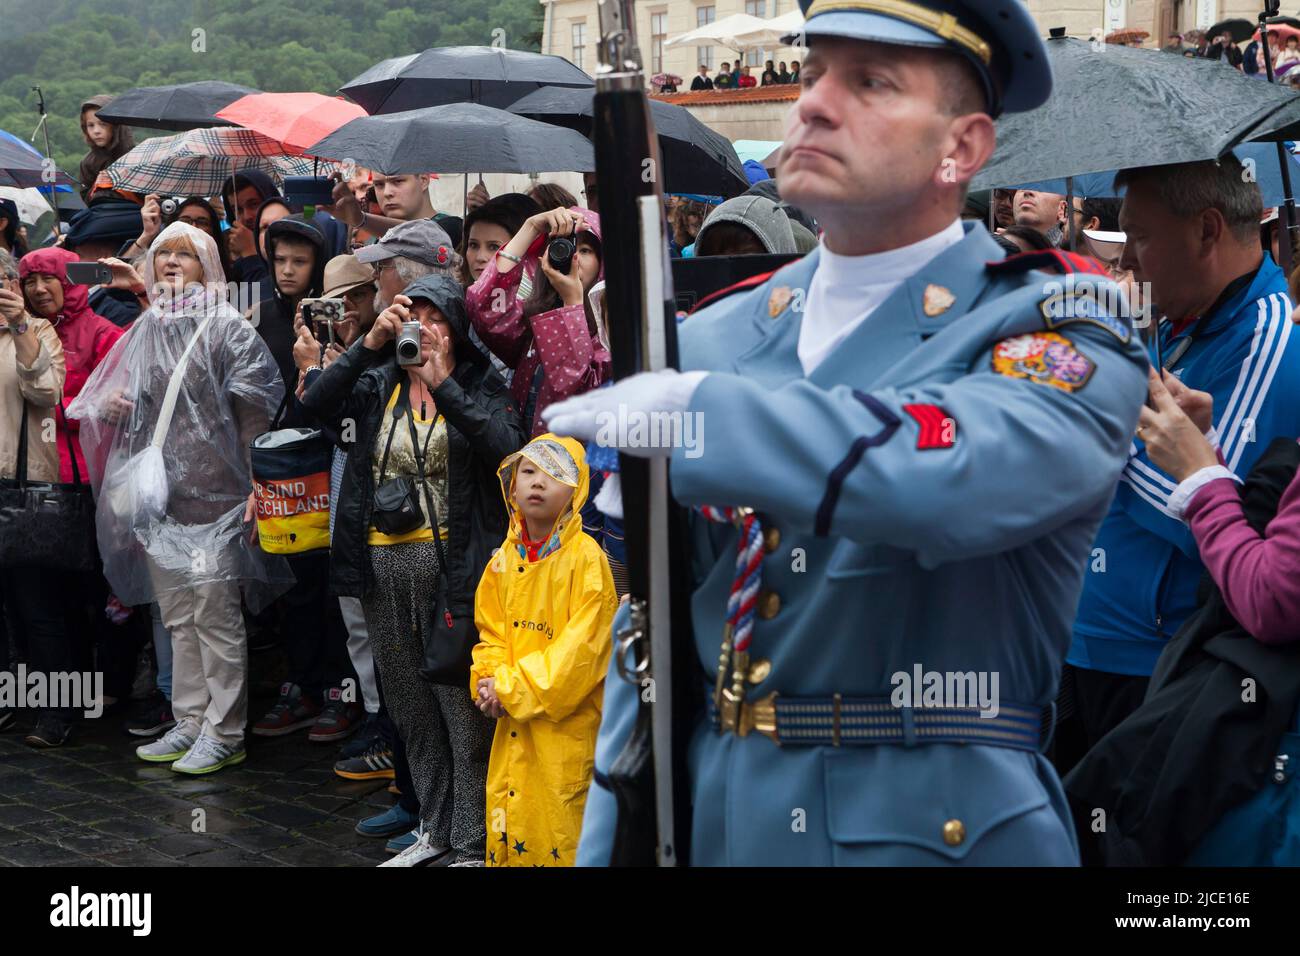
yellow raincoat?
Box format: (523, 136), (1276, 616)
(471, 434), (617, 866)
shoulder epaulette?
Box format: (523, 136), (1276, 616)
(985, 249), (1110, 278)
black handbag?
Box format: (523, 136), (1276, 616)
(370, 380), (434, 537)
(0, 401), (98, 571)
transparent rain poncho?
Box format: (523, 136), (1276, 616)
(66, 222), (293, 611)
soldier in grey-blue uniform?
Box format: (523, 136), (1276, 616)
(547, 0), (1148, 865)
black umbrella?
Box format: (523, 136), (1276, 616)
(0, 136), (78, 190)
(1207, 18), (1255, 43)
(339, 46), (593, 113)
(507, 86), (748, 198)
(974, 36), (1300, 192)
(305, 103), (594, 176)
(95, 81), (260, 131)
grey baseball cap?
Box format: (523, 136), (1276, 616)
(354, 217), (455, 268)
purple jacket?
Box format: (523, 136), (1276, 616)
(1185, 452), (1300, 645)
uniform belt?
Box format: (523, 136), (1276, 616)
(710, 692), (1046, 752)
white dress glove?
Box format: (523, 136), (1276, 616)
(542, 369), (709, 459)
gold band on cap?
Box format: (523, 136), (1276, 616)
(804, 0), (993, 65)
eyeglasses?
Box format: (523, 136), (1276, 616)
(154, 249), (197, 263)
(179, 216), (211, 229)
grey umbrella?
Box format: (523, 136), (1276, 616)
(973, 35), (1300, 192)
(304, 103), (594, 176)
(95, 81), (260, 131)
(339, 46), (593, 114)
(507, 86), (749, 197)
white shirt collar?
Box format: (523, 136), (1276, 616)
(817, 219), (966, 287)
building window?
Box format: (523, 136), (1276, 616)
(744, 0), (767, 67)
(651, 11), (667, 74)
(571, 22), (586, 70)
(697, 4), (716, 70)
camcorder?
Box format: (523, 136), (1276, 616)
(301, 297), (346, 353)
(396, 320), (423, 366)
(546, 236), (575, 276)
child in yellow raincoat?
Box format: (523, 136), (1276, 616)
(471, 434), (617, 866)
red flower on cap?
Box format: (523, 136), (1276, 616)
(435, 245), (449, 264)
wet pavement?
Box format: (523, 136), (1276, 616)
(0, 655), (396, 867)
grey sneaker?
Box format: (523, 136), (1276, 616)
(136, 724), (197, 763)
(377, 829), (452, 867)
(171, 733), (246, 775)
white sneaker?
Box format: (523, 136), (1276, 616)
(449, 859), (485, 867)
(171, 733), (246, 774)
(136, 724), (197, 763)
(377, 829), (453, 867)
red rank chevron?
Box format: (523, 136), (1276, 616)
(902, 403), (956, 450)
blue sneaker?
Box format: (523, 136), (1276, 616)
(385, 828), (419, 855)
(356, 804), (419, 838)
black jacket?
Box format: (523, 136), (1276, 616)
(690, 75), (714, 90)
(301, 291), (525, 608)
(1064, 437), (1300, 865)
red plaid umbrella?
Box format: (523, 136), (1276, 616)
(106, 127), (337, 195)
(215, 92), (368, 155)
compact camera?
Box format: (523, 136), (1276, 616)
(160, 198), (178, 217)
(396, 320), (423, 366)
(546, 236), (575, 276)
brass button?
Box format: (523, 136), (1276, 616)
(942, 819), (965, 847)
(758, 590), (781, 620)
(747, 658), (771, 684)
(762, 526), (781, 553)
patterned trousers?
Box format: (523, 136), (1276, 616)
(362, 541), (494, 863)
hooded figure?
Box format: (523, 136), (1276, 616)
(19, 246), (125, 482)
(252, 216), (328, 399)
(694, 194), (798, 255)
(465, 206), (610, 437)
(65, 222), (290, 612)
(470, 434), (617, 866)
(78, 95), (135, 204)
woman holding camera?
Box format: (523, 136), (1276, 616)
(301, 273), (524, 866)
(465, 206), (608, 437)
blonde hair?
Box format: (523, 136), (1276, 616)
(152, 231), (205, 282)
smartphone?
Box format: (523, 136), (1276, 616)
(301, 297), (345, 348)
(282, 176), (336, 209)
(66, 262), (113, 286)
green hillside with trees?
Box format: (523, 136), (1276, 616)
(0, 0), (545, 174)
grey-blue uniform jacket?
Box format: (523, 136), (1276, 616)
(577, 222), (1148, 865)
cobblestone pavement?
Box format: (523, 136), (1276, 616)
(0, 655), (396, 867)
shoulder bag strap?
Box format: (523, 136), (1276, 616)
(15, 398), (29, 489)
(405, 395), (450, 587)
(149, 311), (216, 451)
(376, 377), (409, 484)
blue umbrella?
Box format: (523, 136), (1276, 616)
(0, 129), (78, 191)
